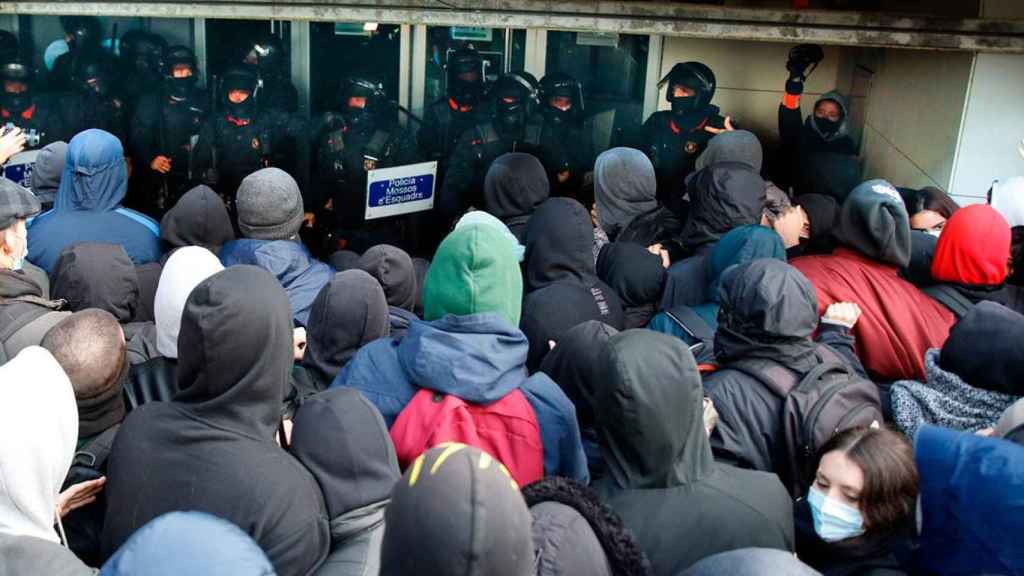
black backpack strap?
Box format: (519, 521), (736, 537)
(72, 424), (120, 471)
(923, 284), (975, 319)
(0, 296), (63, 359)
(726, 357), (801, 398)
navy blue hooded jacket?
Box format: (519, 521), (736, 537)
(331, 312), (589, 483)
(28, 129), (161, 274)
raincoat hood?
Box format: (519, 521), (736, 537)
(153, 246), (224, 359)
(596, 242), (666, 308)
(357, 244), (417, 312)
(931, 204), (1010, 287)
(303, 270), (390, 389)
(54, 129), (127, 213)
(159, 185), (235, 254)
(594, 147), (658, 240)
(539, 320), (618, 429)
(681, 162), (767, 251)
(836, 179), (911, 267)
(51, 243), (139, 323)
(483, 152), (550, 222)
(525, 197), (596, 293)
(695, 129), (763, 173)
(594, 330), (711, 489)
(0, 347), (77, 543)
(174, 265), (293, 440)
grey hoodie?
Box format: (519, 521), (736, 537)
(30, 141), (67, 207)
(806, 90), (851, 143)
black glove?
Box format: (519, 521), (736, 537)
(786, 44), (824, 92)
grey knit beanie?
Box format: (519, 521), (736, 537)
(236, 168), (304, 240)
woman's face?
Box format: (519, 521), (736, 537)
(815, 450), (864, 511)
(910, 209), (947, 236)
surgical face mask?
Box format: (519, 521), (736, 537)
(6, 224), (26, 270)
(814, 116), (841, 136)
(808, 485), (865, 543)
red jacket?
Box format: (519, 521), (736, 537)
(792, 248), (955, 381)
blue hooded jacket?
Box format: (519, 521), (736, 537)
(220, 238), (334, 326)
(332, 312), (589, 483)
(27, 129), (160, 274)
(912, 425), (1024, 576)
(101, 511), (276, 575)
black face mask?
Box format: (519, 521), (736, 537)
(344, 105), (374, 130)
(497, 104), (525, 134)
(670, 95), (707, 130)
(225, 96), (255, 120)
(544, 103), (573, 126)
(167, 76), (195, 100)
(814, 116), (841, 136)
(2, 90), (31, 113)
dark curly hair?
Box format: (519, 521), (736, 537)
(522, 476), (651, 576)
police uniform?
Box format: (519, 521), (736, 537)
(417, 47), (489, 177)
(0, 61), (71, 149)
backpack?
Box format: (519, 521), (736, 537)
(725, 345), (883, 496)
(923, 284), (975, 320)
(60, 424), (120, 567)
(0, 295), (62, 365)
(389, 389), (545, 487)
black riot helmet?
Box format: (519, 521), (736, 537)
(245, 35), (286, 78)
(491, 72), (538, 134)
(61, 16), (102, 54)
(71, 56), (113, 97)
(539, 72), (584, 125)
(446, 47), (485, 106)
(163, 45), (198, 100)
(221, 64), (259, 119)
(119, 30), (167, 78)
(0, 30), (18, 66)
(0, 60), (34, 113)
(338, 75), (387, 129)
(659, 61), (716, 120)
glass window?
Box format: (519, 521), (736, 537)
(424, 26), (526, 106)
(545, 31), (649, 146)
(204, 19), (290, 87)
(309, 22), (401, 115)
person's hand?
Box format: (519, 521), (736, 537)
(0, 127), (27, 165)
(150, 155), (172, 174)
(647, 243), (671, 268)
(590, 203), (599, 227)
(293, 327), (307, 361)
(975, 427), (995, 438)
(57, 477), (106, 518)
(704, 116), (735, 135)
(557, 170), (570, 184)
(702, 397), (719, 437)
(822, 302), (862, 329)
(303, 212), (316, 227)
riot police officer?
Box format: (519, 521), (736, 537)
(192, 64), (303, 204)
(49, 16), (103, 93)
(117, 30), (168, 111)
(130, 45), (208, 213)
(0, 60), (69, 149)
(441, 71), (543, 223)
(417, 47), (489, 174)
(66, 56), (127, 144)
(313, 75), (417, 252)
(243, 34), (299, 114)
(534, 72), (594, 197)
(641, 61), (732, 206)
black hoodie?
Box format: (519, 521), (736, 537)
(680, 162), (767, 253)
(592, 330), (794, 576)
(596, 242), (666, 329)
(483, 152), (550, 242)
(291, 388), (400, 576)
(302, 271), (390, 391)
(159, 184), (236, 258)
(522, 198), (625, 371)
(102, 266), (330, 576)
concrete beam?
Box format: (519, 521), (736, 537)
(3, 0), (1023, 52)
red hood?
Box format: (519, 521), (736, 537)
(931, 204), (1010, 287)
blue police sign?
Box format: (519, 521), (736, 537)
(365, 161), (438, 220)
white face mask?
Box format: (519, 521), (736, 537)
(808, 485), (866, 542)
(11, 225), (27, 270)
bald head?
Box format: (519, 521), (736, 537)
(42, 308), (126, 400)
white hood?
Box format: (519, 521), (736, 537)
(154, 247), (225, 359)
(990, 176), (1024, 229)
(0, 346), (78, 543)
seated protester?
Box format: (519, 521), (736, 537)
(660, 161), (768, 309)
(28, 129), (161, 275)
(649, 225), (786, 364)
(522, 476), (651, 576)
(483, 152), (550, 243)
(795, 426), (918, 576)
(51, 243), (159, 365)
(539, 321), (619, 481)
(792, 180), (955, 382)
(158, 184), (235, 262)
(591, 330), (794, 575)
(928, 204), (1024, 316)
(0, 178), (69, 363)
(357, 244), (419, 337)
(290, 388), (401, 576)
(101, 266), (331, 576)
(300, 270), (389, 392)
(328, 249), (361, 272)
(380, 444), (534, 576)
(704, 259), (880, 492)
(899, 186), (959, 237)
(890, 301), (1024, 439)
(770, 194), (839, 258)
(596, 241), (666, 329)
(592, 147), (680, 260)
(128, 246), (223, 409)
(522, 198), (625, 371)
(41, 309), (127, 567)
(0, 346), (94, 576)
(29, 140), (67, 210)
(101, 511), (275, 575)
(220, 167), (333, 326)
(333, 223), (588, 482)
(910, 426), (1024, 576)
(680, 548), (822, 576)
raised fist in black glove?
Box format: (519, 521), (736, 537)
(785, 43), (824, 95)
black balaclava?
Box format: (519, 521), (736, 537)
(222, 65), (258, 120)
(0, 61), (34, 114)
(163, 46), (198, 101)
(493, 73), (536, 136)
(540, 73), (583, 127)
(446, 48), (484, 107)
